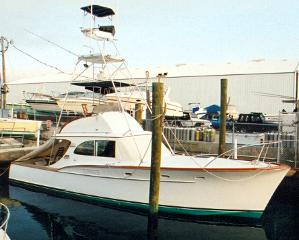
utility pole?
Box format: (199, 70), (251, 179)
(296, 72), (299, 111)
(148, 74), (164, 240)
(219, 78), (228, 155)
(0, 36), (10, 117)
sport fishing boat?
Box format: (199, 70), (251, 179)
(9, 111), (289, 218)
(8, 4), (289, 219)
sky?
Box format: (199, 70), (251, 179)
(1, 0), (299, 81)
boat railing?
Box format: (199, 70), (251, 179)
(0, 203), (10, 238)
(0, 127), (27, 143)
(203, 140), (294, 168)
(162, 124), (296, 166)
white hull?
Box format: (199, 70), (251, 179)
(9, 163), (288, 215)
(106, 93), (183, 117)
(56, 98), (103, 113)
(0, 230), (10, 240)
(27, 101), (61, 112)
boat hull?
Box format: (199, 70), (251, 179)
(26, 100), (61, 112)
(9, 163), (289, 218)
(56, 98), (102, 114)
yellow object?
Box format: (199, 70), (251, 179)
(0, 118), (42, 136)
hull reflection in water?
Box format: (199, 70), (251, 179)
(8, 184), (270, 240)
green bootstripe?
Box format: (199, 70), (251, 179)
(10, 179), (263, 219)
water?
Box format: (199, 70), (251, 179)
(0, 176), (298, 240)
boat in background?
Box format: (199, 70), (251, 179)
(54, 91), (104, 115)
(21, 91), (85, 122)
(24, 92), (60, 112)
(105, 90), (183, 118)
(71, 79), (183, 117)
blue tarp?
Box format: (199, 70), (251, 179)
(192, 106), (200, 113)
(205, 104), (220, 113)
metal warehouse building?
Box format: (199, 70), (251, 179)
(128, 59), (299, 114)
(8, 59), (299, 115)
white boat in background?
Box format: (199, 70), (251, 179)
(0, 203), (10, 240)
(55, 91), (104, 115)
(71, 81), (184, 117)
(105, 90), (183, 118)
(9, 111), (289, 218)
(25, 92), (60, 112)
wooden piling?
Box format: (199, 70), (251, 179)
(135, 101), (143, 125)
(148, 81), (163, 240)
(219, 78), (228, 155)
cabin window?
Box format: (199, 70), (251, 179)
(74, 140), (95, 156)
(96, 140), (115, 158)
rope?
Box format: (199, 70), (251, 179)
(151, 114), (163, 121)
(0, 166), (9, 177)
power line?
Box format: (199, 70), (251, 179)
(25, 29), (79, 57)
(11, 44), (65, 73)
(11, 44), (95, 82)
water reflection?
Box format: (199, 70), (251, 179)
(0, 177), (298, 240)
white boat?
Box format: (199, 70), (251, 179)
(55, 91), (104, 114)
(25, 92), (61, 112)
(9, 111), (290, 218)
(0, 203), (10, 240)
(106, 90), (183, 118)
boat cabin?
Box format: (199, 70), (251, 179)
(15, 112), (171, 168)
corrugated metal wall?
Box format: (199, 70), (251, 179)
(163, 73), (296, 114)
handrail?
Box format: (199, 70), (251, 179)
(203, 140), (286, 168)
(0, 126), (31, 143)
(0, 127), (27, 132)
(0, 202), (10, 238)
